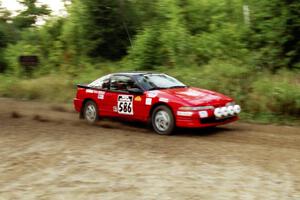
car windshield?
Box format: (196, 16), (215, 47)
(136, 74), (186, 91)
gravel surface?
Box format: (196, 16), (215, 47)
(0, 98), (299, 200)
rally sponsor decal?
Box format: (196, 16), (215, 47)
(177, 111), (193, 117)
(147, 91), (158, 98)
(118, 95), (133, 115)
(134, 96), (142, 102)
(145, 98), (152, 105)
(86, 89), (94, 93)
(98, 91), (105, 99)
(159, 98), (169, 103)
(113, 106), (118, 112)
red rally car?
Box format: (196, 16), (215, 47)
(74, 72), (241, 135)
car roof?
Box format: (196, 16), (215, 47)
(111, 71), (163, 77)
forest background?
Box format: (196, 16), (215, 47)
(0, 0), (299, 124)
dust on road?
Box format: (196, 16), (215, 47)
(0, 98), (299, 200)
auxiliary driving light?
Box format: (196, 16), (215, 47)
(214, 108), (222, 118)
(227, 106), (234, 115)
(220, 107), (228, 117)
(233, 105), (241, 114)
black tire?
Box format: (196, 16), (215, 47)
(83, 100), (99, 124)
(151, 105), (175, 135)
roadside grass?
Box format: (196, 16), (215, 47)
(240, 112), (300, 126)
(0, 61), (299, 125)
(0, 62), (124, 102)
(0, 75), (74, 102)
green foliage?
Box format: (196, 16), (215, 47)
(128, 0), (191, 69)
(60, 0), (87, 65)
(248, 71), (300, 116)
(158, 59), (254, 104)
(0, 6), (18, 72)
(182, 0), (244, 35)
(127, 26), (163, 70)
(190, 24), (249, 65)
(0, 63), (126, 102)
(61, 0), (139, 62)
(38, 18), (65, 73)
(128, 0), (248, 69)
(0, 75), (74, 102)
(248, 0), (300, 70)
(13, 0), (50, 29)
(155, 0), (190, 65)
(4, 39), (41, 75)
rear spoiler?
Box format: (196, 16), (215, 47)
(77, 84), (104, 91)
(77, 84), (90, 89)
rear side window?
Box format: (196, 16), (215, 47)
(88, 75), (110, 90)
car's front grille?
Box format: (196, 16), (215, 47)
(200, 116), (235, 124)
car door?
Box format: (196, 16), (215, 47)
(109, 75), (146, 121)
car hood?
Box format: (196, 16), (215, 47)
(162, 87), (233, 106)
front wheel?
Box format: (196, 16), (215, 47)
(83, 100), (99, 124)
(152, 105), (175, 135)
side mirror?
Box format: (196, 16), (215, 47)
(128, 88), (144, 95)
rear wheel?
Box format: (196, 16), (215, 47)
(152, 105), (175, 135)
(83, 100), (99, 124)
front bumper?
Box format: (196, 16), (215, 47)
(175, 110), (239, 128)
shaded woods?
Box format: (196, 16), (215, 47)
(0, 0), (299, 123)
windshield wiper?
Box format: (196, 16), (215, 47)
(148, 87), (168, 91)
(168, 86), (187, 89)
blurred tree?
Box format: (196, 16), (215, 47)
(248, 0), (300, 70)
(13, 0), (50, 29)
(61, 0), (88, 65)
(39, 18), (64, 72)
(127, 25), (163, 69)
(62, 0), (140, 61)
(1, 0), (299, 74)
(0, 5), (18, 72)
(128, 0), (189, 69)
(0, 5), (11, 22)
(129, 0), (247, 68)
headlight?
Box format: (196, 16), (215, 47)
(179, 106), (214, 111)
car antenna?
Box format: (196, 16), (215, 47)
(119, 0), (133, 48)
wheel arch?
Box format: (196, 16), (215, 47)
(80, 98), (96, 119)
(148, 102), (175, 122)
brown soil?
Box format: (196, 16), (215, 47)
(0, 98), (299, 199)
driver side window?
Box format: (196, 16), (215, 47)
(110, 76), (140, 92)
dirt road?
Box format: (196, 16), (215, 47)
(0, 98), (299, 200)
